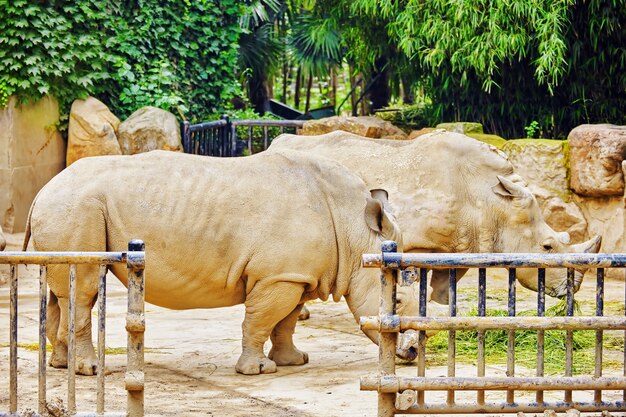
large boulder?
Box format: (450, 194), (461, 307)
(0, 96), (66, 232)
(117, 106), (182, 155)
(301, 116), (407, 139)
(502, 139), (588, 242)
(436, 122), (483, 134)
(569, 124), (626, 197)
(66, 97), (121, 166)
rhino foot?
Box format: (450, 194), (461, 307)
(236, 355), (277, 375)
(298, 305), (310, 321)
(268, 347), (309, 366)
(49, 345), (68, 369)
(76, 358), (98, 376)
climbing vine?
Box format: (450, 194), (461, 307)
(0, 0), (245, 125)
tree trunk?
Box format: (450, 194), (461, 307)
(294, 67), (302, 109)
(249, 72), (269, 115)
(329, 66), (337, 107)
(305, 72), (313, 113)
(349, 66), (358, 116)
(367, 57), (391, 112)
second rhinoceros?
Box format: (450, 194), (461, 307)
(25, 150), (419, 375)
(269, 130), (602, 303)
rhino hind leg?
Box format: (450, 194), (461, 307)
(46, 291), (67, 368)
(47, 263), (100, 376)
(298, 304), (310, 320)
(269, 303), (309, 366)
(237, 280), (306, 375)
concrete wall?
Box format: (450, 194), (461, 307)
(0, 96), (66, 233)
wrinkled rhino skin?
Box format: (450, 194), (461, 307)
(25, 150), (415, 375)
(270, 130), (602, 302)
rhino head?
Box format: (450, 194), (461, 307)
(493, 175), (602, 297)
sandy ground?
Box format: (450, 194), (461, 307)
(1, 231), (626, 416)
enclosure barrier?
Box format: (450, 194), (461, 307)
(181, 118), (304, 157)
(360, 241), (626, 416)
(0, 240), (145, 417)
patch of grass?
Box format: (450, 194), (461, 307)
(426, 300), (624, 375)
(0, 343), (162, 355)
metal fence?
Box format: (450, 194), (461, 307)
(181, 118), (304, 157)
(360, 241), (626, 416)
(1, 240), (146, 417)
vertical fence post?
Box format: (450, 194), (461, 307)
(181, 121), (190, 154)
(379, 241), (397, 417)
(38, 265), (48, 415)
(126, 240), (146, 417)
(9, 264), (18, 414)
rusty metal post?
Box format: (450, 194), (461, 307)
(447, 268), (457, 405)
(9, 264), (17, 413)
(97, 264), (108, 414)
(506, 268), (516, 404)
(379, 241), (397, 417)
(68, 264), (77, 415)
(417, 268), (428, 406)
(477, 268), (486, 406)
(595, 268), (605, 403)
(536, 268), (545, 405)
(565, 267), (574, 403)
(126, 240), (146, 417)
(38, 265), (48, 414)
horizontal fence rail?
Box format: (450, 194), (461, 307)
(360, 242), (626, 416)
(0, 241), (145, 417)
(181, 118), (304, 157)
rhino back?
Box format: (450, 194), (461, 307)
(270, 130), (514, 252)
(31, 150), (369, 309)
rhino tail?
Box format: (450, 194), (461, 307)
(22, 188), (43, 251)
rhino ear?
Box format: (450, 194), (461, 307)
(365, 190), (400, 241)
(492, 175), (530, 200)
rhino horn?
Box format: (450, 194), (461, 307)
(571, 235), (602, 253)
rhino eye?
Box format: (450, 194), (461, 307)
(542, 244), (553, 251)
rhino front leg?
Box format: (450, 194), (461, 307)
(269, 303), (309, 366)
(237, 280), (305, 375)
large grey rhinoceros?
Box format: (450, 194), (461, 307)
(24, 150), (420, 376)
(269, 130), (602, 303)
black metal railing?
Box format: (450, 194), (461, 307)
(181, 118), (304, 157)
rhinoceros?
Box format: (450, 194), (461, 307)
(24, 149), (420, 375)
(269, 130), (602, 303)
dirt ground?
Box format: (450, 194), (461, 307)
(1, 231), (626, 417)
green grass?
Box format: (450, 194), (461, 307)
(426, 300), (624, 374)
(0, 343), (162, 355)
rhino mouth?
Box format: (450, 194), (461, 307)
(396, 346), (418, 362)
(550, 269), (585, 298)
(395, 330), (419, 362)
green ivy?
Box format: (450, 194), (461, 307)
(0, 0), (245, 128)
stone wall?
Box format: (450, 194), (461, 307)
(0, 97), (66, 233)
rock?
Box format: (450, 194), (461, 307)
(569, 124), (626, 197)
(117, 106), (182, 155)
(540, 193), (588, 243)
(408, 127), (435, 139)
(543, 410), (557, 417)
(66, 97), (121, 166)
(501, 139), (588, 240)
(0, 96), (66, 232)
(436, 122), (483, 134)
(467, 133), (507, 149)
(502, 139), (569, 200)
(301, 116), (408, 139)
(574, 194), (625, 278)
(565, 409), (580, 417)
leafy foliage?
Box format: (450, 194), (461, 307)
(350, 0), (626, 138)
(0, 0), (245, 125)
